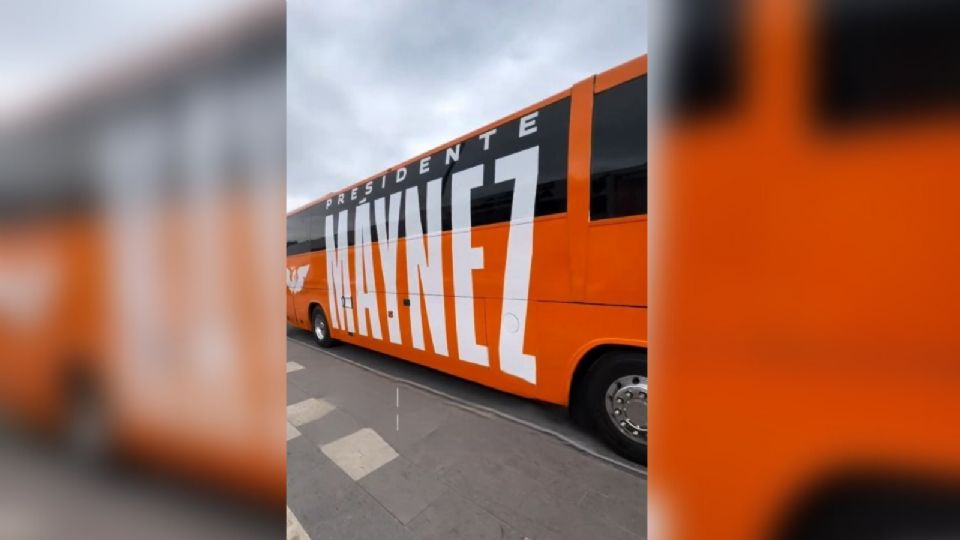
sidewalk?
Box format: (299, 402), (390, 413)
(286, 339), (646, 540)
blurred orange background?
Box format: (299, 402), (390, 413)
(0, 2), (285, 538)
(652, 0), (960, 538)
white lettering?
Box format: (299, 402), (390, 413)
(451, 165), (488, 366)
(519, 111), (539, 137)
(354, 204), (382, 339)
(479, 128), (497, 151)
(404, 180), (448, 355)
(396, 167), (407, 183)
(374, 192), (403, 345)
(493, 147), (539, 383)
(445, 144), (461, 165)
(419, 156), (431, 174)
(324, 211), (354, 332)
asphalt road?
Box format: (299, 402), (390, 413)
(0, 431), (279, 540)
(286, 326), (647, 540)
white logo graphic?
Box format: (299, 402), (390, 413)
(286, 264), (310, 294)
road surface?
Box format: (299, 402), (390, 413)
(286, 327), (646, 540)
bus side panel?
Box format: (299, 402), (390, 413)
(524, 301), (647, 405)
(585, 219), (647, 306)
(297, 213), (587, 402)
(286, 252), (315, 330)
(289, 203), (645, 407)
(0, 219), (105, 429)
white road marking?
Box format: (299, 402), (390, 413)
(287, 422), (302, 441)
(320, 428), (398, 481)
(287, 506), (311, 540)
(287, 361), (305, 373)
(287, 398), (335, 427)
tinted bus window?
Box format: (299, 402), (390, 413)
(817, 0), (960, 124)
(307, 205), (326, 251)
(286, 213), (310, 255)
(590, 76), (647, 220)
(668, 0), (743, 117)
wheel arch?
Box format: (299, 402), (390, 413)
(567, 340), (647, 419)
(307, 300), (321, 320)
(306, 298), (329, 327)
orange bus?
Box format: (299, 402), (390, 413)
(654, 0), (960, 537)
(287, 56), (648, 462)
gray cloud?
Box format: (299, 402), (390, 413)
(287, 0), (646, 211)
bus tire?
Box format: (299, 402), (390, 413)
(583, 350), (647, 465)
(311, 306), (337, 348)
(63, 373), (115, 468)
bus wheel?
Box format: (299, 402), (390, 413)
(64, 375), (114, 468)
(583, 350), (647, 465)
(311, 306), (336, 348)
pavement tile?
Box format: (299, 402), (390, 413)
(491, 476), (644, 540)
(406, 490), (529, 540)
(320, 428), (399, 481)
(294, 488), (413, 540)
(287, 361), (305, 373)
(287, 384), (310, 406)
(287, 422), (302, 441)
(288, 457), (364, 517)
(289, 457), (416, 540)
(441, 454), (539, 509)
(363, 397), (453, 456)
(287, 398), (336, 427)
(304, 503), (416, 540)
(545, 463), (647, 534)
(287, 455), (336, 498)
(314, 369), (398, 415)
(403, 419), (476, 477)
(287, 506), (311, 540)
(286, 439), (331, 497)
(286, 361), (338, 391)
(357, 457), (446, 525)
(297, 408), (363, 447)
(578, 486), (647, 538)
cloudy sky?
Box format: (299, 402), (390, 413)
(287, 0), (647, 211)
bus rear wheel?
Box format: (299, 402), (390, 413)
(583, 350), (647, 465)
(311, 306), (337, 348)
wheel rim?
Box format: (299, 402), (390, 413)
(314, 313), (326, 341)
(605, 375), (647, 444)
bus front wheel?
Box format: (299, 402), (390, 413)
(311, 306), (337, 348)
(583, 350), (647, 465)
